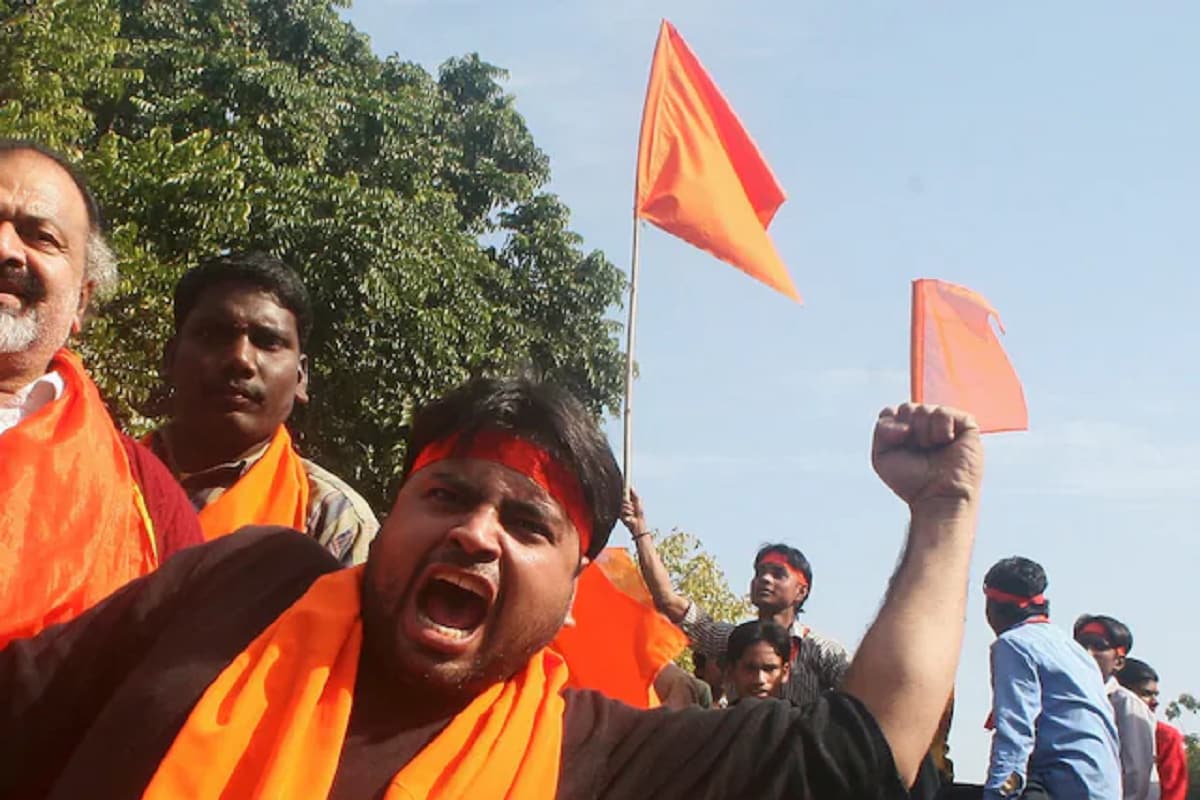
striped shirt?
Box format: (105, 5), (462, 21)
(148, 431), (379, 566)
(680, 601), (851, 706)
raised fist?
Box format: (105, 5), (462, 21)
(871, 403), (984, 510)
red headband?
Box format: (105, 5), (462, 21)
(757, 552), (809, 589)
(410, 429), (593, 554)
(983, 586), (1046, 608)
(1077, 621), (1127, 656)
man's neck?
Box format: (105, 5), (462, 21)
(0, 353), (55, 405)
(160, 422), (274, 475)
(352, 649), (472, 734)
(758, 606), (797, 630)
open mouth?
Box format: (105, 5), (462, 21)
(411, 569), (495, 649)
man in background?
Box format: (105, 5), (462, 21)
(148, 252), (377, 564)
(0, 140), (200, 647)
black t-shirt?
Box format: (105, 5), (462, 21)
(0, 529), (906, 800)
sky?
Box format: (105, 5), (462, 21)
(343, 1), (1199, 779)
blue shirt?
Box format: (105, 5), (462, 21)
(985, 619), (1121, 799)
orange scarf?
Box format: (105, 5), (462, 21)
(142, 567), (568, 800)
(195, 425), (310, 539)
(0, 349), (157, 647)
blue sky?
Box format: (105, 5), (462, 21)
(344, 1), (1198, 779)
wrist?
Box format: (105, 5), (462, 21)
(632, 530), (652, 541)
(909, 493), (977, 521)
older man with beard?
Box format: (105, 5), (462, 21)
(0, 140), (201, 648)
(2, 378), (984, 799)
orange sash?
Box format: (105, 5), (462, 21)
(196, 425), (310, 539)
(0, 349), (157, 647)
(142, 567), (568, 800)
(551, 548), (688, 707)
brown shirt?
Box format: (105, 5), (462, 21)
(1, 530), (905, 800)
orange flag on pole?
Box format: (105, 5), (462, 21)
(635, 19), (800, 302)
(911, 278), (1028, 433)
(551, 548), (687, 708)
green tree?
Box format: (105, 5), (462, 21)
(0, 0), (624, 509)
(651, 529), (752, 670)
(1166, 693), (1200, 799)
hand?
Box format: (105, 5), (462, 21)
(620, 487), (647, 536)
(871, 403), (984, 511)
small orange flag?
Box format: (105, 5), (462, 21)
(635, 20), (800, 302)
(551, 548), (688, 708)
(911, 278), (1028, 433)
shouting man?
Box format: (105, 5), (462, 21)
(4, 387), (983, 799)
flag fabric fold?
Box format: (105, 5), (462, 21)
(911, 278), (1028, 433)
(551, 548), (688, 708)
(635, 19), (800, 301)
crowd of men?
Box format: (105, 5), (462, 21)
(0, 137), (1188, 799)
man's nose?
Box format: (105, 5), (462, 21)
(224, 334), (256, 374)
(447, 505), (504, 560)
(0, 221), (27, 267)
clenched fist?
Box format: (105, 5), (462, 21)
(872, 403), (984, 510)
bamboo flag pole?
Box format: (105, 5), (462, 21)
(621, 216), (642, 495)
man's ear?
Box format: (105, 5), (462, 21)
(563, 576), (583, 628)
(295, 353), (309, 405)
(781, 660), (792, 684)
(1114, 653), (1127, 674)
(70, 281), (96, 335)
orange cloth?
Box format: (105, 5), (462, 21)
(0, 349), (157, 648)
(911, 278), (1028, 433)
(143, 566), (568, 800)
(635, 19), (800, 302)
(196, 425), (310, 539)
(551, 548), (688, 708)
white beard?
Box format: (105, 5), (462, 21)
(0, 307), (40, 353)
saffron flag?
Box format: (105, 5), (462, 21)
(635, 19), (800, 301)
(551, 548), (688, 708)
(911, 279), (1028, 433)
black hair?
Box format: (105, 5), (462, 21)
(173, 252), (313, 345)
(1074, 614), (1134, 654)
(984, 556), (1050, 625)
(1117, 658), (1159, 689)
(726, 619), (791, 666)
(754, 543), (812, 610)
(0, 139), (103, 232)
(401, 376), (622, 560)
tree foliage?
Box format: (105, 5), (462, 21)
(0, 0), (625, 509)
(1166, 693), (1200, 799)
(651, 528), (752, 670)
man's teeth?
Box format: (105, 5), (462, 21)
(417, 610), (475, 639)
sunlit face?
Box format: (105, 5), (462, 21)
(730, 640), (790, 700)
(166, 283), (307, 454)
(749, 557), (808, 614)
(0, 149), (91, 361)
(361, 457), (586, 700)
(1077, 635), (1125, 682)
(1130, 679), (1160, 713)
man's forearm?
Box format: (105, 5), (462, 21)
(633, 533), (690, 622)
(841, 498), (978, 785)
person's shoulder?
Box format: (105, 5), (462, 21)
(300, 457), (379, 525)
(188, 525), (340, 577)
(804, 628), (849, 655)
(1110, 684), (1153, 718)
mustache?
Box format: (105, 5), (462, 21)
(422, 549), (501, 586)
(208, 381), (266, 403)
(0, 265), (47, 304)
